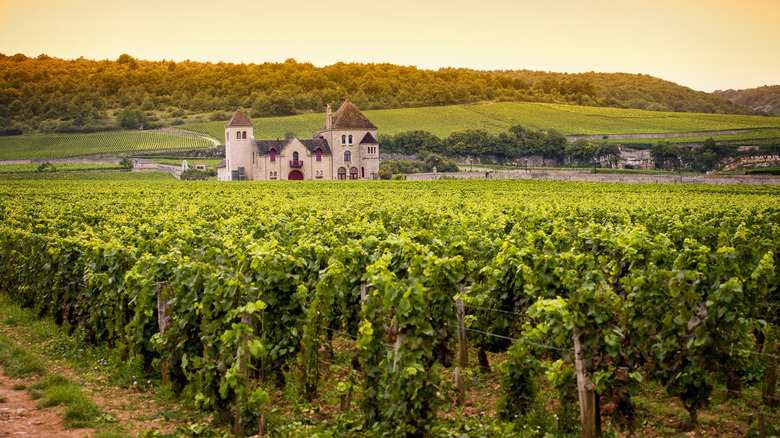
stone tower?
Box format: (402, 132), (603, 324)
(224, 110), (254, 180)
(318, 100), (379, 180)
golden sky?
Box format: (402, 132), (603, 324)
(1, 0), (778, 92)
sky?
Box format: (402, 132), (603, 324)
(0, 0), (778, 92)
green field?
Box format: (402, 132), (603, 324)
(0, 171), (175, 181)
(179, 101), (780, 140)
(0, 131), (213, 161)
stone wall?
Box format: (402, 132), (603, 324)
(405, 170), (780, 185)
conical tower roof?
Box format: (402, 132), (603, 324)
(331, 100), (376, 129)
(225, 110), (252, 127)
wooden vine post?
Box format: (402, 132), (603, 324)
(338, 283), (369, 413)
(762, 338), (778, 408)
(234, 312), (252, 436)
(573, 325), (601, 438)
(155, 281), (172, 384)
(455, 284), (468, 406)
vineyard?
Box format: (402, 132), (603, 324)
(0, 179), (778, 437)
(178, 101), (780, 140)
(0, 131), (213, 161)
(0, 163), (124, 174)
(600, 128), (780, 148)
(0, 171), (174, 181)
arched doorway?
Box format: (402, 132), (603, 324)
(288, 170), (303, 180)
(349, 167), (358, 179)
(337, 167), (346, 180)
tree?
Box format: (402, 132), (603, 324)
(565, 138), (597, 164)
(542, 129), (567, 159)
(117, 105), (146, 129)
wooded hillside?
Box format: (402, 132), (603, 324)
(714, 85), (780, 116)
(0, 53), (763, 134)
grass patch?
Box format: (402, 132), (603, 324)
(0, 295), (148, 389)
(32, 374), (100, 428)
(0, 334), (46, 378)
(94, 432), (134, 438)
(12, 383), (27, 390)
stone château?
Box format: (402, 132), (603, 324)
(217, 100), (379, 181)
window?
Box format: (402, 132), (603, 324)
(348, 134), (353, 144)
(337, 167), (346, 180)
(344, 151), (351, 162)
(269, 148), (276, 162)
(293, 151), (299, 161)
(236, 132), (241, 140)
(315, 148), (322, 162)
(362, 167), (365, 178)
(242, 131), (247, 139)
(341, 135), (346, 145)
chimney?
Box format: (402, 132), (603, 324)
(325, 104), (332, 129)
(311, 130), (316, 139)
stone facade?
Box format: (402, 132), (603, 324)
(217, 100), (379, 181)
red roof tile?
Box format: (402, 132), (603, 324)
(331, 100), (376, 129)
(225, 110), (252, 127)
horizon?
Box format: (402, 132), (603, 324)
(1, 0), (778, 93)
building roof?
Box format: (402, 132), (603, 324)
(216, 159), (226, 168)
(360, 132), (378, 144)
(225, 110), (252, 127)
(329, 99), (377, 130)
(254, 138), (331, 155)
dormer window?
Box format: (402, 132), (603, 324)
(315, 148), (322, 162)
(269, 148), (276, 162)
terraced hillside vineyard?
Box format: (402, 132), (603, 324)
(0, 131), (213, 161)
(0, 179), (778, 436)
(178, 101), (780, 140)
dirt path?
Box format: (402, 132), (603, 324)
(0, 324), (187, 438)
(0, 368), (96, 437)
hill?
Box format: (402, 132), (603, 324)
(0, 53), (761, 135)
(713, 85), (780, 116)
(179, 101), (780, 140)
(2, 102), (777, 163)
